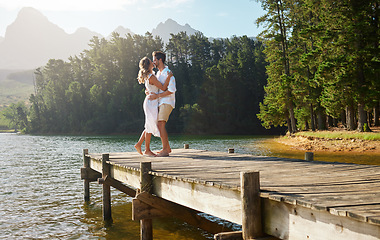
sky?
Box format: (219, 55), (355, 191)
(0, 0), (266, 38)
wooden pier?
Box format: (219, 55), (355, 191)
(81, 147), (380, 240)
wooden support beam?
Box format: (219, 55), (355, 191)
(81, 167), (102, 181)
(83, 149), (90, 202)
(136, 192), (231, 234)
(214, 231), (279, 240)
(102, 154), (112, 222)
(132, 198), (169, 220)
(140, 162), (153, 240)
(241, 171), (263, 239)
(98, 175), (136, 197)
(214, 231), (243, 240)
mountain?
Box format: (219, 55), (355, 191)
(152, 18), (199, 43)
(0, 8), (201, 70)
(108, 26), (134, 39)
(0, 7), (102, 70)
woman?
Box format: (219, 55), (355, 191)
(134, 57), (173, 156)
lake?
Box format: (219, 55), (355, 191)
(1, 133), (378, 239)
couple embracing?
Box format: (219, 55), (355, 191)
(134, 51), (176, 157)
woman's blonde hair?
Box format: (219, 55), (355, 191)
(137, 57), (151, 84)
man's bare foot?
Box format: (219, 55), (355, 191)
(134, 144), (143, 155)
(144, 150), (157, 157)
(156, 151), (169, 157)
(157, 148), (171, 154)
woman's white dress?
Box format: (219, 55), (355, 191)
(143, 74), (160, 137)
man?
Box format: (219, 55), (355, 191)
(149, 51), (176, 157)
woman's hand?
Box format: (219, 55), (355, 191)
(167, 71), (173, 79)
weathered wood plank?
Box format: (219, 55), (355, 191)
(86, 148), (380, 240)
(263, 198), (380, 240)
(136, 192), (230, 234)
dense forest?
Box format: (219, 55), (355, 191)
(3, 32), (269, 134)
(3, 0), (379, 135)
(256, 0), (379, 133)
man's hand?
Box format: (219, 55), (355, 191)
(148, 93), (159, 100)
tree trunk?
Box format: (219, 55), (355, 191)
(286, 116), (292, 134)
(327, 116), (333, 129)
(333, 118), (338, 127)
(346, 105), (356, 131)
(341, 110), (346, 128)
(288, 103), (297, 133)
(310, 104), (316, 131)
(374, 102), (379, 126)
(357, 102), (370, 132)
(317, 111), (326, 130)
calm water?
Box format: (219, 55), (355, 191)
(1, 133), (379, 239)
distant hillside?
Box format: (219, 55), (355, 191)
(152, 18), (199, 43)
(0, 7), (102, 70)
(0, 69), (34, 108)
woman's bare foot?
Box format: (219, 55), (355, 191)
(134, 144), (143, 155)
(144, 150), (156, 157)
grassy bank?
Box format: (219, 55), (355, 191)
(0, 129), (16, 133)
(295, 129), (380, 141)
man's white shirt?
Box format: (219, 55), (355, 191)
(156, 66), (176, 108)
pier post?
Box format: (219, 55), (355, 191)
(241, 171), (263, 239)
(83, 149), (90, 202)
(140, 162), (153, 240)
(305, 152), (314, 161)
(102, 154), (112, 222)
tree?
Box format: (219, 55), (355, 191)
(3, 102), (29, 132)
(256, 0), (297, 133)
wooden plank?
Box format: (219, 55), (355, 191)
(214, 231), (243, 240)
(136, 192), (230, 234)
(86, 149), (380, 239)
(152, 174), (242, 224)
(263, 198), (380, 240)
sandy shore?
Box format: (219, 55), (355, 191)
(276, 135), (380, 153)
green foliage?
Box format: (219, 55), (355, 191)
(2, 101), (29, 131)
(256, 0), (380, 132)
(21, 32), (271, 134)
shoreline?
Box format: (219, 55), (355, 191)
(273, 127), (380, 154)
(275, 135), (379, 153)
